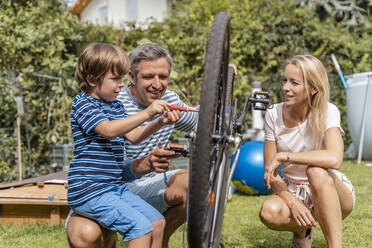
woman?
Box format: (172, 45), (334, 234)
(259, 55), (355, 248)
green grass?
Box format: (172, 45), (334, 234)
(1, 161), (371, 248)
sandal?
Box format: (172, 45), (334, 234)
(289, 228), (314, 248)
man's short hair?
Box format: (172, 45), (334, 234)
(75, 43), (130, 93)
(129, 43), (172, 82)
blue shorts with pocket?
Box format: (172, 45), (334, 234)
(72, 183), (164, 241)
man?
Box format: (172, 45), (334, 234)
(67, 43), (198, 248)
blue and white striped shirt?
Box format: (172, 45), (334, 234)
(67, 92), (135, 207)
(117, 86), (198, 160)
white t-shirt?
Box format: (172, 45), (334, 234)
(264, 102), (344, 184)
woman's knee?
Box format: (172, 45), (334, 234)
(306, 166), (334, 190)
(259, 198), (286, 227)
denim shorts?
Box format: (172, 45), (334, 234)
(127, 169), (181, 213)
(72, 184), (164, 241)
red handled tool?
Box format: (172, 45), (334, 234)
(168, 104), (199, 112)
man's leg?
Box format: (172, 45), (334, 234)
(66, 213), (117, 248)
(127, 169), (188, 248)
(162, 170), (188, 247)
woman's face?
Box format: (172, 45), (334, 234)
(282, 64), (309, 107)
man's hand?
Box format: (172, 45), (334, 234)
(289, 198), (317, 228)
(131, 147), (180, 178)
(228, 64), (238, 78)
(149, 147), (180, 173)
(159, 109), (181, 125)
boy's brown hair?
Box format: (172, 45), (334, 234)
(75, 43), (130, 93)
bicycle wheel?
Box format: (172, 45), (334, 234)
(188, 12), (232, 248)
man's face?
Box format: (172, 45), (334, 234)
(130, 58), (169, 106)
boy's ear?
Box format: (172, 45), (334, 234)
(86, 75), (96, 87)
(128, 71), (136, 85)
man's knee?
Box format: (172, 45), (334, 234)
(165, 170), (188, 206)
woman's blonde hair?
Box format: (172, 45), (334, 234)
(288, 55), (330, 148)
(75, 43), (130, 93)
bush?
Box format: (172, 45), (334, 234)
(1, 0), (371, 180)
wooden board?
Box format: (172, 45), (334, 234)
(0, 204), (70, 225)
(0, 184), (67, 205)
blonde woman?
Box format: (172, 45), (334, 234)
(259, 55), (355, 248)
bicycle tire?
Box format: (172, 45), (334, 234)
(188, 12), (231, 248)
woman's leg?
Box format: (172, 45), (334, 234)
(307, 167), (354, 248)
(259, 195), (308, 237)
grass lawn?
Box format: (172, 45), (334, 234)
(1, 160), (371, 248)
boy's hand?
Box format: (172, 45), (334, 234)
(159, 109), (181, 125)
(146, 100), (169, 118)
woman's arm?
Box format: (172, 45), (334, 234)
(265, 127), (344, 181)
(287, 127), (343, 169)
(264, 140), (316, 228)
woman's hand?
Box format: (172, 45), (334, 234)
(264, 153), (282, 189)
(289, 198), (317, 228)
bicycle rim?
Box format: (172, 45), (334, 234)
(188, 12), (231, 248)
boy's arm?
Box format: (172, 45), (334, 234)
(94, 100), (169, 139)
(94, 109), (153, 139)
(125, 110), (181, 144)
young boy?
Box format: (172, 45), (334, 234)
(68, 43), (180, 248)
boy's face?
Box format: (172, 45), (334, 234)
(129, 57), (169, 106)
(89, 71), (124, 102)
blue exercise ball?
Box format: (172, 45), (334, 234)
(230, 141), (280, 195)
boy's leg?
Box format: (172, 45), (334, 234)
(66, 212), (116, 248)
(72, 185), (155, 246)
(127, 169), (188, 246)
(119, 185), (165, 248)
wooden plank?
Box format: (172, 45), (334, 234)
(0, 204), (70, 226)
(0, 184), (67, 203)
(0, 198), (67, 205)
(0, 171), (67, 189)
(50, 206), (60, 225)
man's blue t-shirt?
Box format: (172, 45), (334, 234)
(67, 92), (135, 207)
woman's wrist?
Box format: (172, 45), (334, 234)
(277, 152), (287, 163)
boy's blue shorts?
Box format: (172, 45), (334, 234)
(73, 183), (164, 241)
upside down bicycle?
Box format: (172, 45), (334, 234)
(186, 12), (272, 248)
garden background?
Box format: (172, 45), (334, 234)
(1, 0), (371, 181)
